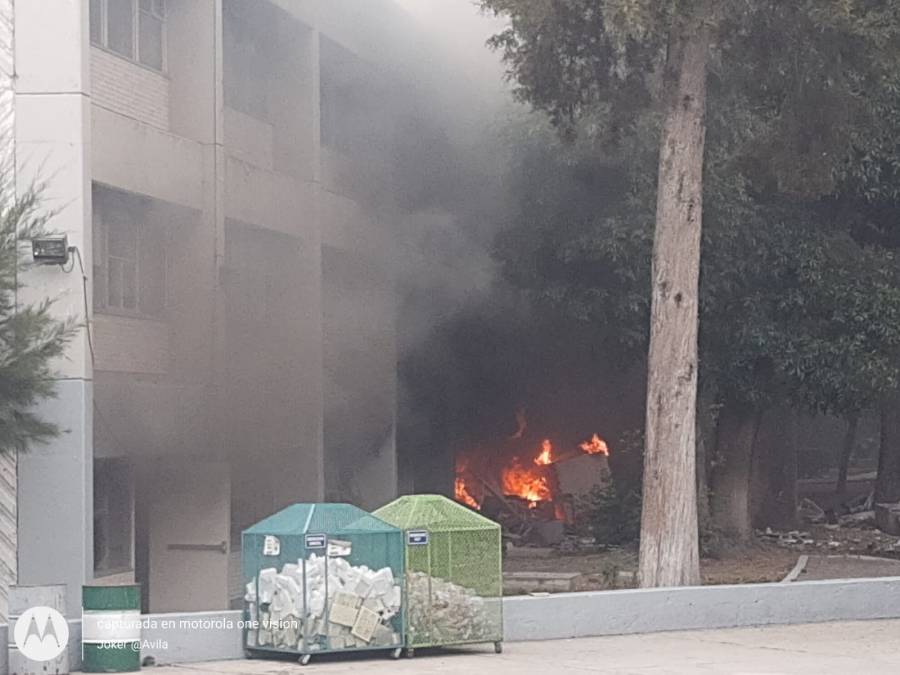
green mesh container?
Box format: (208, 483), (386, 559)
(242, 504), (405, 665)
(373, 495), (503, 654)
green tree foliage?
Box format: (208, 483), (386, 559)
(485, 0), (900, 413)
(494, 114), (900, 415)
(484, 0), (900, 549)
(0, 186), (76, 453)
(581, 480), (642, 546)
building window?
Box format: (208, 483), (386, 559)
(138, 0), (165, 70)
(94, 459), (134, 576)
(90, 0), (166, 72)
(93, 187), (167, 318)
(223, 0), (273, 122)
(106, 221), (139, 311)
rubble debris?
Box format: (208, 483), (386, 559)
(875, 502), (900, 536)
(840, 510), (876, 526)
(532, 520), (565, 546)
(757, 515), (900, 559)
(557, 535), (603, 554)
(245, 554), (402, 652)
(798, 498), (826, 524)
(505, 545), (555, 558)
(503, 571), (582, 594)
(406, 571), (497, 646)
(846, 491), (875, 514)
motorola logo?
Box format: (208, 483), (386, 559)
(13, 606), (69, 662)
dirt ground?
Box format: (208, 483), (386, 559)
(504, 547), (638, 592)
(800, 554), (900, 580)
(502, 540), (800, 592)
(502, 521), (900, 593)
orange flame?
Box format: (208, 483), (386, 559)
(502, 459), (552, 507)
(534, 439), (554, 465)
(455, 477), (480, 509)
(580, 433), (609, 456)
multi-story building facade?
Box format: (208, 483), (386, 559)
(1, 0), (475, 616)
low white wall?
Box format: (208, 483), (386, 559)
(504, 576), (900, 641)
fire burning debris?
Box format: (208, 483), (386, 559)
(580, 433), (609, 456)
(534, 439), (553, 466)
(455, 476), (480, 510)
(454, 433), (610, 512)
(502, 458), (552, 507)
(455, 456), (481, 510)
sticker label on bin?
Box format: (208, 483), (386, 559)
(263, 535), (280, 556)
(305, 533), (327, 549)
(328, 538), (352, 557)
(407, 530), (429, 546)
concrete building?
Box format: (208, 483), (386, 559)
(0, 0), (478, 616)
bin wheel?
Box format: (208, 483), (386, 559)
(494, 641), (503, 654)
(406, 648), (415, 658)
(299, 654), (312, 666)
(391, 647), (402, 660)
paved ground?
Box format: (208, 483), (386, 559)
(142, 619), (900, 674)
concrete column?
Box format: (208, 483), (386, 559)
(14, 0), (93, 616)
(166, 0), (220, 383)
(306, 28), (325, 501)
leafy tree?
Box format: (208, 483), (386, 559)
(483, 0), (900, 581)
(580, 480), (642, 546)
(0, 186), (76, 453)
(494, 111), (900, 535)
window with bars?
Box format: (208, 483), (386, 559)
(90, 0), (166, 72)
(93, 187), (167, 318)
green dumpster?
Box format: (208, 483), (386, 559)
(374, 495), (503, 656)
(242, 503), (406, 666)
(82, 584), (141, 672)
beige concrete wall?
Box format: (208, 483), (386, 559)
(223, 157), (316, 236)
(85, 0), (413, 610)
(93, 315), (170, 374)
(224, 107), (273, 170)
(14, 0), (94, 616)
(92, 106), (203, 210)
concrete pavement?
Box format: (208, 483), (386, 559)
(139, 619), (900, 674)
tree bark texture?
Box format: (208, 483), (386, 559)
(876, 391), (900, 503)
(752, 407), (799, 531)
(638, 6), (715, 588)
(711, 404), (759, 540)
(835, 414), (858, 503)
(695, 386), (717, 543)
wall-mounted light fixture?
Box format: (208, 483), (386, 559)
(31, 235), (71, 266)
(30, 234), (95, 361)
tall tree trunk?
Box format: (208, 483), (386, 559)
(711, 404), (760, 540)
(753, 407), (798, 530)
(835, 414), (858, 504)
(639, 5), (716, 588)
(695, 384), (717, 545)
(876, 391), (900, 503)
